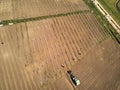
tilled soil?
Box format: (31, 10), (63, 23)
(0, 12), (109, 90)
(70, 39), (120, 90)
(0, 0), (89, 20)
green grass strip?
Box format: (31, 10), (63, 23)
(1, 10), (90, 26)
(98, 0), (120, 25)
(83, 0), (120, 43)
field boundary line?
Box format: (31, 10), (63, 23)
(0, 10), (90, 26)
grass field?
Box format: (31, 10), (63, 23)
(119, 1), (120, 7)
(98, 0), (120, 25)
(84, 0), (120, 43)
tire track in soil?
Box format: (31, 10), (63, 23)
(46, 20), (66, 76)
(16, 24), (33, 90)
(58, 17), (77, 65)
(52, 19), (72, 71)
(1, 28), (19, 90)
(78, 14), (97, 46)
(68, 15), (86, 55)
(84, 14), (106, 41)
(25, 22), (43, 89)
(4, 28), (20, 90)
(43, 21), (61, 80)
(60, 16), (80, 61)
(7, 26), (26, 90)
(76, 15), (93, 52)
(20, 24), (40, 90)
(66, 15), (84, 57)
(6, 26), (31, 90)
(58, 18), (77, 65)
(53, 18), (74, 68)
(39, 22), (57, 83)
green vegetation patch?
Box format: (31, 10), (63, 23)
(118, 1), (120, 7)
(98, 0), (120, 25)
(83, 0), (120, 43)
(1, 10), (90, 26)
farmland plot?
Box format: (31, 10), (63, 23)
(26, 13), (108, 82)
(0, 0), (89, 20)
(0, 0), (13, 20)
(71, 39), (120, 90)
(51, 38), (120, 90)
(0, 13), (108, 90)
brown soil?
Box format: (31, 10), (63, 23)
(0, 12), (110, 90)
(69, 38), (120, 90)
(0, 0), (89, 20)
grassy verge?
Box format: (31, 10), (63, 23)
(98, 0), (120, 25)
(83, 0), (120, 43)
(119, 2), (120, 7)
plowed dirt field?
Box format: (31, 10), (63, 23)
(0, 12), (109, 90)
(0, 0), (89, 20)
(69, 38), (120, 90)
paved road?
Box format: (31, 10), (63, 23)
(92, 0), (120, 34)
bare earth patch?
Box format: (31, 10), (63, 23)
(0, 12), (109, 90)
(70, 38), (120, 90)
(0, 0), (89, 20)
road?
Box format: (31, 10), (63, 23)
(92, 0), (120, 34)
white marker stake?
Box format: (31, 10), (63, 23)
(9, 23), (13, 25)
(0, 24), (3, 27)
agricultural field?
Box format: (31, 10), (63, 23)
(0, 12), (109, 90)
(98, 0), (120, 25)
(70, 38), (120, 90)
(0, 0), (89, 20)
(51, 38), (120, 90)
(0, 0), (120, 90)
